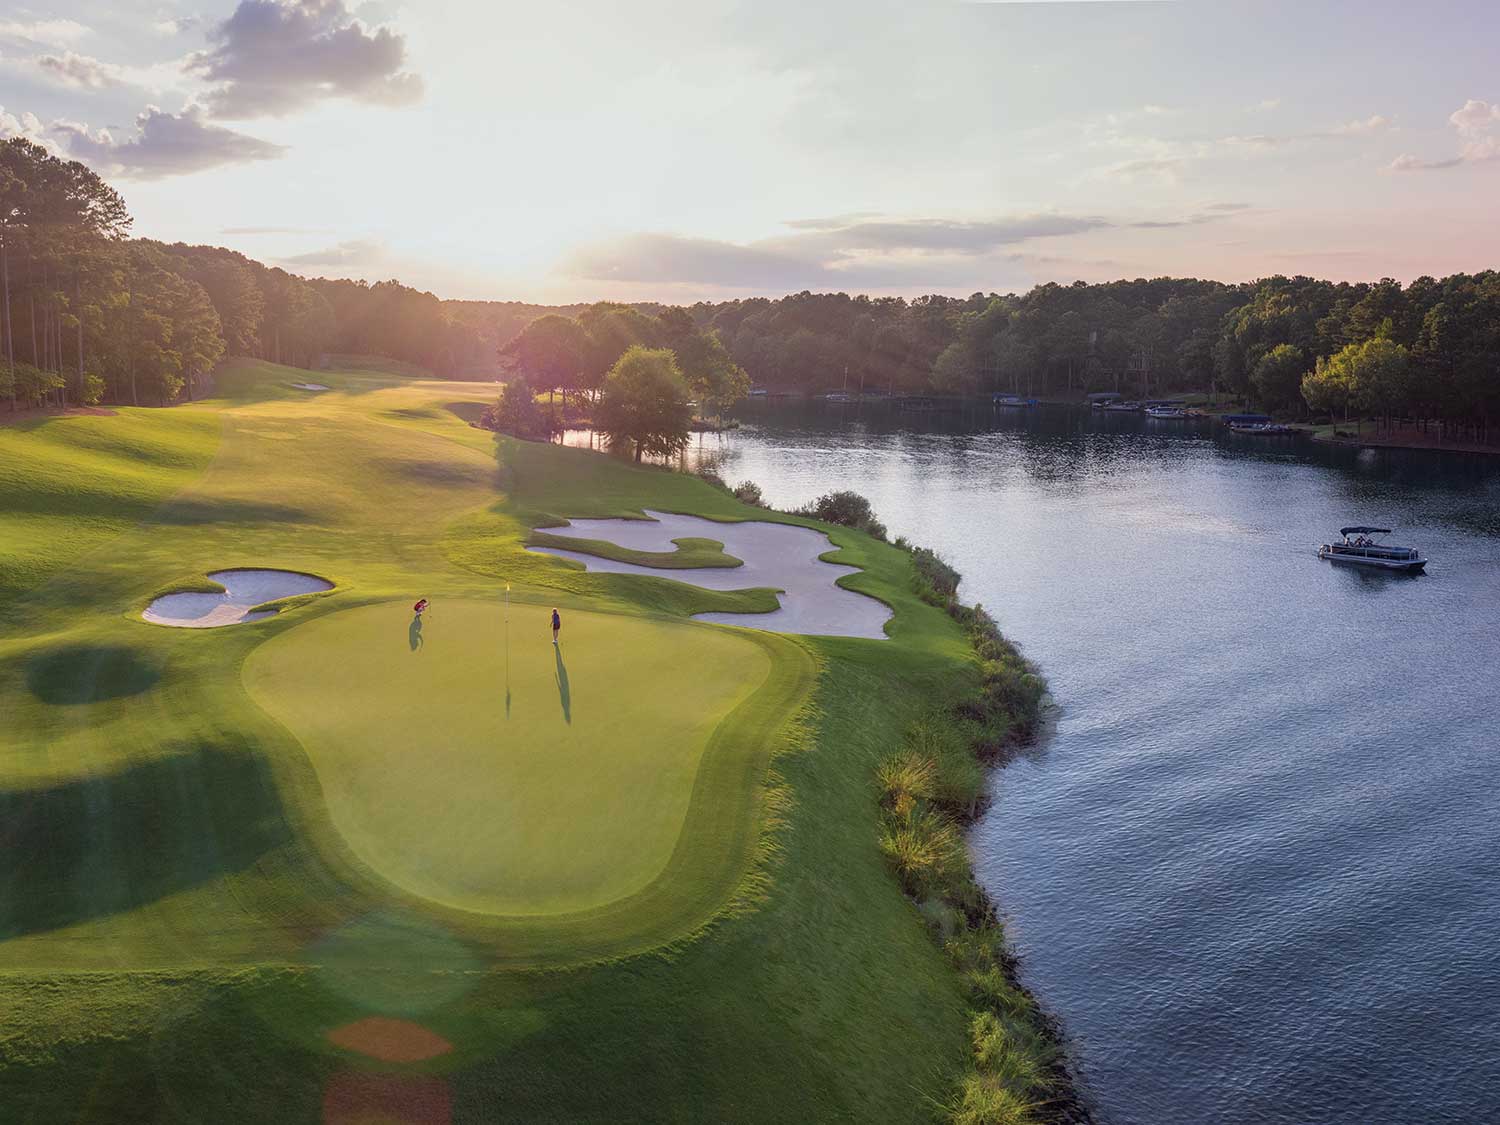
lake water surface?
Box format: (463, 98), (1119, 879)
(675, 403), (1500, 1124)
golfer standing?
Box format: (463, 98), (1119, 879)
(551, 608), (561, 645)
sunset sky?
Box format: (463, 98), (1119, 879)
(3, 0), (1497, 303)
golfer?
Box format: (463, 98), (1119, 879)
(551, 608), (561, 645)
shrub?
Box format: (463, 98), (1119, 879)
(10, 362), (64, 407)
(911, 545), (961, 604)
(694, 466), (728, 490)
(81, 371), (106, 406)
(481, 378), (560, 441)
(799, 490), (887, 540)
(733, 480), (765, 507)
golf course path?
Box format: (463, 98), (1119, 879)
(528, 510), (892, 639)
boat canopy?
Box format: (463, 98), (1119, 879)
(1340, 526), (1392, 536)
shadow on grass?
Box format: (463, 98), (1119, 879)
(151, 497), (317, 526)
(371, 457), (492, 487)
(0, 739), (292, 939)
(554, 646), (570, 723)
(0, 981), (331, 1123)
(25, 644), (164, 705)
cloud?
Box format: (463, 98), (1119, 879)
(1220, 119), (1389, 147)
(154, 16), (201, 36)
(1252, 98), (1281, 112)
(0, 105), (48, 143)
(281, 238), (384, 266)
(1100, 155), (1191, 181)
(561, 233), (808, 289)
(1127, 208), (1249, 230)
(782, 211), (885, 231)
(36, 51), (120, 89)
(50, 105), (286, 179)
(1102, 113), (1394, 181)
(1332, 114), (1392, 136)
(190, 0), (423, 118)
(773, 215), (1110, 257)
(1449, 98), (1500, 131)
(1219, 133), (1286, 149)
(1390, 98), (1500, 172)
(223, 224), (331, 235)
(0, 19), (89, 49)
(1387, 153), (1463, 172)
(559, 212), (1119, 291)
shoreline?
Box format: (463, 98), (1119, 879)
(1310, 430), (1500, 457)
(872, 533), (1096, 1123)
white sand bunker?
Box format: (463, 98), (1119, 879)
(290, 382), (330, 391)
(143, 569), (333, 628)
(529, 510), (891, 639)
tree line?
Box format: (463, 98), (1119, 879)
(8, 134), (1497, 441)
(679, 278), (1500, 440)
(469, 276), (1500, 441)
(0, 137), (489, 411)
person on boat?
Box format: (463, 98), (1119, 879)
(413, 598), (430, 615)
(551, 607), (562, 645)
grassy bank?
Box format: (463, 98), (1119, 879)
(0, 356), (1054, 1121)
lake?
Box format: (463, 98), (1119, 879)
(672, 402), (1500, 1124)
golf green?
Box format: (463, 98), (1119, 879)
(244, 599), (772, 916)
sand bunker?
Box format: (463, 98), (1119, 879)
(529, 510), (891, 639)
(290, 382), (330, 391)
(143, 568), (332, 628)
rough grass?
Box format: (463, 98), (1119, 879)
(0, 355), (987, 1122)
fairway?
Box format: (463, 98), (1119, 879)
(1, 359), (976, 1123)
(245, 600), (772, 915)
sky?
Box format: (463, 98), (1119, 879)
(2, 0), (1497, 304)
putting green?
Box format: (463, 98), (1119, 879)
(244, 600), (772, 916)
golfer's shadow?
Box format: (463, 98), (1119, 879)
(554, 645), (571, 723)
(408, 614), (423, 651)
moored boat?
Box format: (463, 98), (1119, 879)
(993, 393), (1038, 408)
(1229, 421), (1294, 434)
(1318, 527), (1426, 571)
(1145, 406), (1187, 419)
(1103, 400), (1142, 412)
